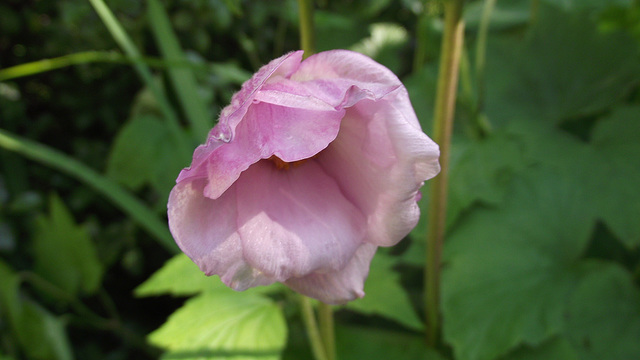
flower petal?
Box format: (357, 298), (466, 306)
(234, 160), (366, 281)
(284, 243), (377, 304)
(167, 179), (276, 290)
(201, 101), (345, 199)
(318, 93), (440, 247)
(176, 51), (304, 183)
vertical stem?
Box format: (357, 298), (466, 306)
(413, 8), (431, 73)
(318, 303), (336, 360)
(475, 0), (497, 114)
(530, 0), (540, 24)
(425, 0), (465, 347)
(297, 0), (316, 58)
(300, 297), (329, 360)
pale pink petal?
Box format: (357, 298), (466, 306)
(234, 160), (366, 281)
(177, 51), (304, 183)
(290, 50), (404, 95)
(201, 102), (345, 199)
(167, 179), (276, 290)
(318, 94), (440, 247)
(285, 244), (377, 304)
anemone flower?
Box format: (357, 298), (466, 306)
(168, 50), (440, 304)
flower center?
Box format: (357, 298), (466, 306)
(268, 155), (309, 170)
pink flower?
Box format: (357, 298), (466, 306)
(168, 50), (440, 304)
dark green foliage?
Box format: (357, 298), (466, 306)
(1, 0), (640, 359)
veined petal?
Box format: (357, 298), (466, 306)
(318, 93), (440, 247)
(285, 244), (377, 304)
(167, 179), (276, 290)
(234, 160), (366, 281)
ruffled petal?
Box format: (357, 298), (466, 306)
(318, 92), (440, 247)
(167, 179), (276, 290)
(234, 160), (366, 281)
(201, 101), (345, 199)
(176, 51), (304, 183)
(284, 243), (377, 304)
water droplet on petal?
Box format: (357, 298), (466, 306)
(211, 123), (232, 143)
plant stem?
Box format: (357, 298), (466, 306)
(413, 6), (431, 73)
(530, 0), (540, 24)
(475, 0), (497, 115)
(87, 0), (190, 158)
(297, 0), (316, 58)
(425, 0), (465, 347)
(0, 129), (177, 253)
(318, 303), (336, 360)
(300, 297), (329, 360)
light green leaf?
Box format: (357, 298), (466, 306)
(442, 168), (596, 360)
(590, 106), (640, 248)
(149, 292), (287, 360)
(346, 253), (423, 330)
(135, 254), (227, 297)
(336, 325), (445, 360)
(565, 263), (640, 360)
(485, 5), (639, 126)
(33, 194), (103, 295)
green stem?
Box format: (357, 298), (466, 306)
(530, 0), (540, 24)
(87, 0), (190, 158)
(413, 7), (431, 73)
(300, 297), (329, 360)
(475, 0), (497, 115)
(318, 303), (336, 360)
(297, 0), (316, 58)
(0, 129), (178, 253)
(425, 0), (465, 346)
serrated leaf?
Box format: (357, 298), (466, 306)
(336, 325), (445, 360)
(33, 194), (103, 296)
(135, 254), (227, 297)
(149, 292), (287, 360)
(447, 132), (525, 226)
(346, 253), (423, 330)
(590, 106), (640, 248)
(442, 168), (596, 360)
(135, 254), (285, 298)
(485, 5), (639, 126)
(565, 263), (640, 360)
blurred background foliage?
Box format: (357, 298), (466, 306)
(1, 0), (639, 360)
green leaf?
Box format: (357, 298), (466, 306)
(590, 106), (640, 248)
(447, 132), (525, 226)
(0, 260), (73, 360)
(135, 254), (285, 298)
(106, 115), (185, 199)
(485, 5), (639, 126)
(541, 0), (632, 11)
(0, 128), (177, 253)
(135, 254), (227, 297)
(33, 194), (103, 295)
(565, 263), (640, 360)
(14, 301), (74, 360)
(345, 253), (423, 330)
(502, 337), (578, 360)
(149, 292), (287, 360)
(147, 0), (213, 141)
(336, 325), (445, 360)
(442, 168), (596, 360)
